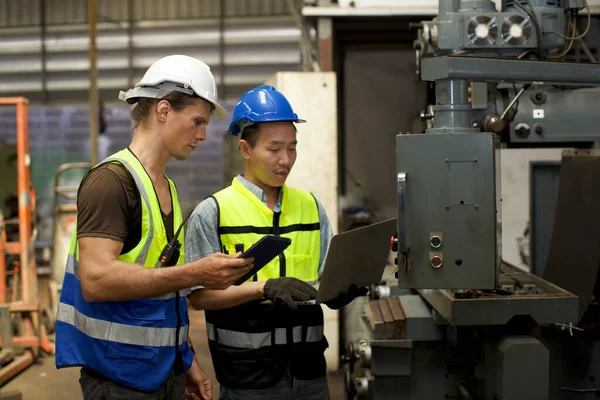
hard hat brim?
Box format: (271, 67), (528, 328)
(209, 101), (228, 121)
(227, 117), (306, 136)
(119, 85), (228, 120)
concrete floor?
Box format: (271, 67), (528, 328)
(0, 310), (345, 400)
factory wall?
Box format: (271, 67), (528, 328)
(0, 0), (301, 104)
(0, 0), (303, 243)
(343, 49), (428, 222)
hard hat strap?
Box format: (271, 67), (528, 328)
(119, 81), (195, 103)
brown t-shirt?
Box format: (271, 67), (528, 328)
(77, 162), (174, 253)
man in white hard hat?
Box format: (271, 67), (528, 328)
(54, 55), (254, 400)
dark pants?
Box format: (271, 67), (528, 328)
(79, 367), (186, 400)
(219, 365), (330, 400)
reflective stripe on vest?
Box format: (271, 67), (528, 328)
(55, 149), (193, 393)
(213, 177), (321, 283)
(58, 303), (189, 347)
(206, 322), (324, 349)
(205, 179), (326, 388)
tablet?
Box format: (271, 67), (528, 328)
(234, 236), (292, 285)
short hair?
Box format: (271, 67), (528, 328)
(240, 124), (261, 147)
(240, 122), (297, 148)
(130, 91), (211, 128)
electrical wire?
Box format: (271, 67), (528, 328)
(576, 26), (598, 63)
(512, 0), (544, 59)
(545, 0), (591, 41)
(517, 50), (532, 59)
(546, 17), (576, 59)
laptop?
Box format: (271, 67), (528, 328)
(309, 218), (398, 304)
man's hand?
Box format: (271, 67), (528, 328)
(185, 360), (212, 400)
(263, 277), (318, 310)
(324, 284), (368, 310)
(191, 252), (254, 290)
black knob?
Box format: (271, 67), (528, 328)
(515, 123), (531, 139)
(531, 91), (547, 104)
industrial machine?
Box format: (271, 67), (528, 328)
(338, 1), (600, 399)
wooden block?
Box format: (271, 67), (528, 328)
(363, 297), (407, 340)
(497, 276), (515, 293)
(512, 273), (537, 294)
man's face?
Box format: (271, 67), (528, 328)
(243, 122), (297, 188)
(162, 98), (212, 161)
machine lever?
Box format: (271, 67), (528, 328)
(397, 172), (412, 274)
(397, 173), (407, 253)
(500, 86), (527, 120)
(559, 386), (600, 398)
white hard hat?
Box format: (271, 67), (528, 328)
(119, 55), (227, 120)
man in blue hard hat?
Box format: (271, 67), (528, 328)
(185, 85), (365, 399)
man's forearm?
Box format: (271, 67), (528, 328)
(188, 282), (265, 310)
(81, 260), (198, 302)
(188, 336), (196, 360)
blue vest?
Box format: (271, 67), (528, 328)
(55, 149), (194, 392)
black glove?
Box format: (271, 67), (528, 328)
(263, 277), (318, 310)
(324, 284), (368, 310)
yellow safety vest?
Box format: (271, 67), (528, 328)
(213, 177), (321, 283)
(207, 177), (327, 389)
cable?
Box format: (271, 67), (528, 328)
(545, 0), (591, 41)
(512, 0), (544, 59)
(345, 168), (363, 188)
(546, 17), (576, 59)
(577, 26), (598, 63)
(517, 50), (532, 59)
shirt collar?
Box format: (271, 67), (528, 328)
(236, 174), (284, 211)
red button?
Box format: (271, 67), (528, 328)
(431, 256), (443, 268)
(390, 235), (398, 251)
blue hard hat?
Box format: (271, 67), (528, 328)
(227, 85), (306, 136)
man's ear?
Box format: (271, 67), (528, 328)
(155, 100), (170, 123)
(239, 140), (251, 160)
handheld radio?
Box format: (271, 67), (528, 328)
(158, 211), (193, 267)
